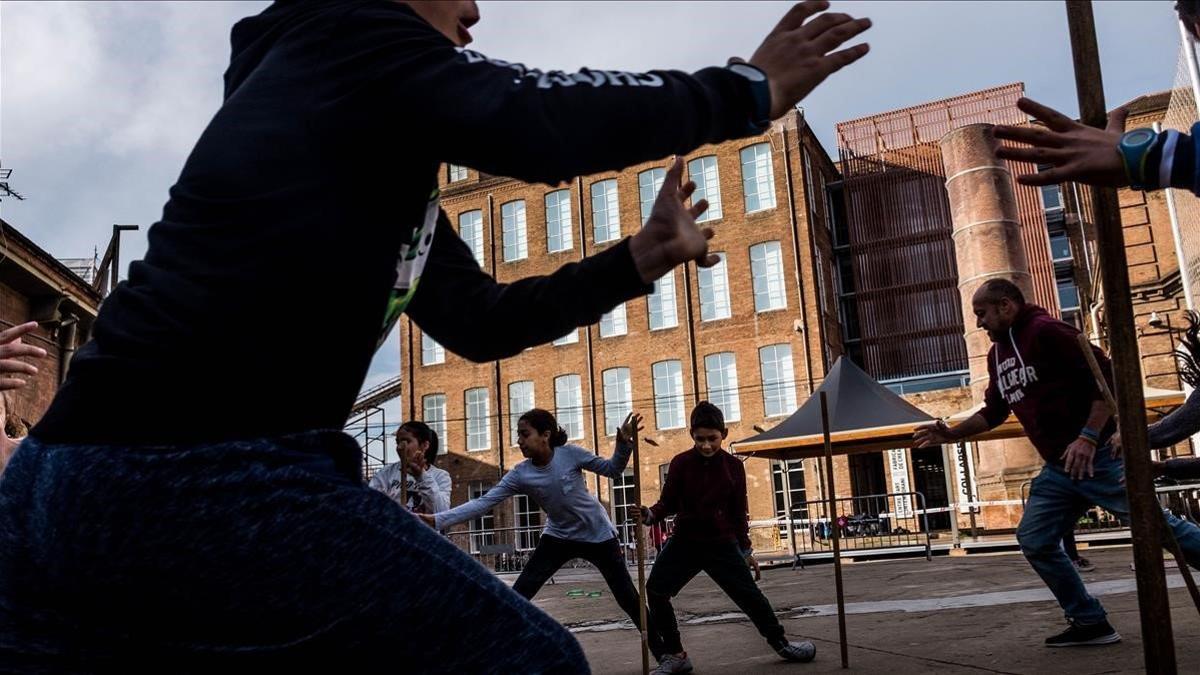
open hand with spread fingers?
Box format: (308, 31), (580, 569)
(0, 322), (46, 391)
(993, 97), (1129, 188)
(617, 412), (644, 445)
(749, 1), (872, 119)
(628, 157), (714, 285)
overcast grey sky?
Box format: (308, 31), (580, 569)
(0, 0), (1188, 447)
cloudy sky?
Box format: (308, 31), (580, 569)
(0, 0), (1188, 457)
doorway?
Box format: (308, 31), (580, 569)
(849, 452), (886, 516)
(911, 447), (952, 531)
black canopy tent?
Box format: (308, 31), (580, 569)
(732, 356), (934, 460)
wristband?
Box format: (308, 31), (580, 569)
(1118, 128), (1159, 190)
(727, 62), (771, 133)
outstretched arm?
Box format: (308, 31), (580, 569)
(334, 2), (870, 185)
(411, 159), (714, 360)
(432, 474), (519, 531)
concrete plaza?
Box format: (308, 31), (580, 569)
(512, 545), (1200, 674)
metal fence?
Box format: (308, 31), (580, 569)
(432, 482), (1200, 575)
(1158, 481), (1200, 523)
(762, 491), (933, 560)
(1019, 478), (1125, 536)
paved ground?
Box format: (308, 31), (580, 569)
(509, 544), (1200, 674)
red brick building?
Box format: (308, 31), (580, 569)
(0, 219), (102, 435)
(395, 86), (1195, 555)
(399, 109), (840, 553)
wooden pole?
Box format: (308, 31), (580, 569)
(400, 450), (409, 510)
(631, 421), (651, 675)
(1065, 2), (1175, 671)
(1077, 335), (1200, 618)
(820, 392), (848, 669)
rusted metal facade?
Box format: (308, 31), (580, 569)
(835, 83), (1059, 380)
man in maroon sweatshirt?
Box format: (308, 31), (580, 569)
(636, 402), (814, 674)
(916, 278), (1200, 648)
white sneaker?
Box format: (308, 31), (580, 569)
(774, 639), (817, 662)
(652, 652), (694, 674)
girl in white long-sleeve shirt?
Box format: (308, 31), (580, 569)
(421, 408), (665, 661)
(369, 421), (451, 514)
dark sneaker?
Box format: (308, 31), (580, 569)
(652, 652), (693, 674)
(771, 639), (817, 662)
(1045, 620), (1121, 647)
(1072, 557), (1096, 573)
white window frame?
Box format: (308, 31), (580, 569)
(599, 303), (628, 338)
(602, 367), (633, 436)
(501, 200), (528, 262)
(555, 374), (585, 440)
(688, 156), (722, 222)
(750, 241), (787, 313)
(545, 190), (574, 253)
(421, 333), (445, 366)
(468, 481), (496, 554)
(508, 380), (534, 446)
(422, 393), (448, 455)
(652, 360), (685, 430)
(458, 210), (485, 266)
(760, 344), (797, 418)
(772, 459), (808, 537)
(553, 329), (579, 346)
(740, 143), (776, 213)
(638, 168), (666, 224)
(465, 387), (491, 451)
(704, 352), (741, 423)
(815, 248), (829, 316)
(698, 252), (732, 321)
(591, 179), (621, 243)
(647, 269), (679, 330)
(804, 149), (817, 222)
(448, 164), (468, 182)
(514, 494), (542, 551)
(610, 469), (637, 545)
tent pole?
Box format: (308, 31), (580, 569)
(781, 461), (799, 563)
(820, 392), (848, 669)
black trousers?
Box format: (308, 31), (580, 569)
(646, 537), (785, 654)
(514, 534), (665, 658)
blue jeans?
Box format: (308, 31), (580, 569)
(1017, 452), (1200, 624)
(0, 432), (587, 673)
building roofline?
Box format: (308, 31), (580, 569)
(0, 217), (104, 306)
(835, 82), (1025, 130)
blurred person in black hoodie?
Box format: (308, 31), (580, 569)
(0, 0), (872, 670)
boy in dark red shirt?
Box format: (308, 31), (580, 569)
(637, 401), (814, 673)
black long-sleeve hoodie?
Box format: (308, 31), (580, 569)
(978, 305), (1116, 465)
(33, 0), (769, 445)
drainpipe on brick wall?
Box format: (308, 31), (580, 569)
(576, 177), (603, 497)
(57, 315), (78, 386)
(793, 121), (829, 378)
(682, 260), (700, 406)
(487, 193), (505, 481)
(780, 122), (816, 396)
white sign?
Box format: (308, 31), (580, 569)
(887, 448), (913, 518)
(953, 442), (980, 514)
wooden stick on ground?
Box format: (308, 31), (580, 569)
(1076, 333), (1200, 617)
(400, 451), (408, 511)
(631, 417), (651, 675)
(819, 392), (848, 669)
